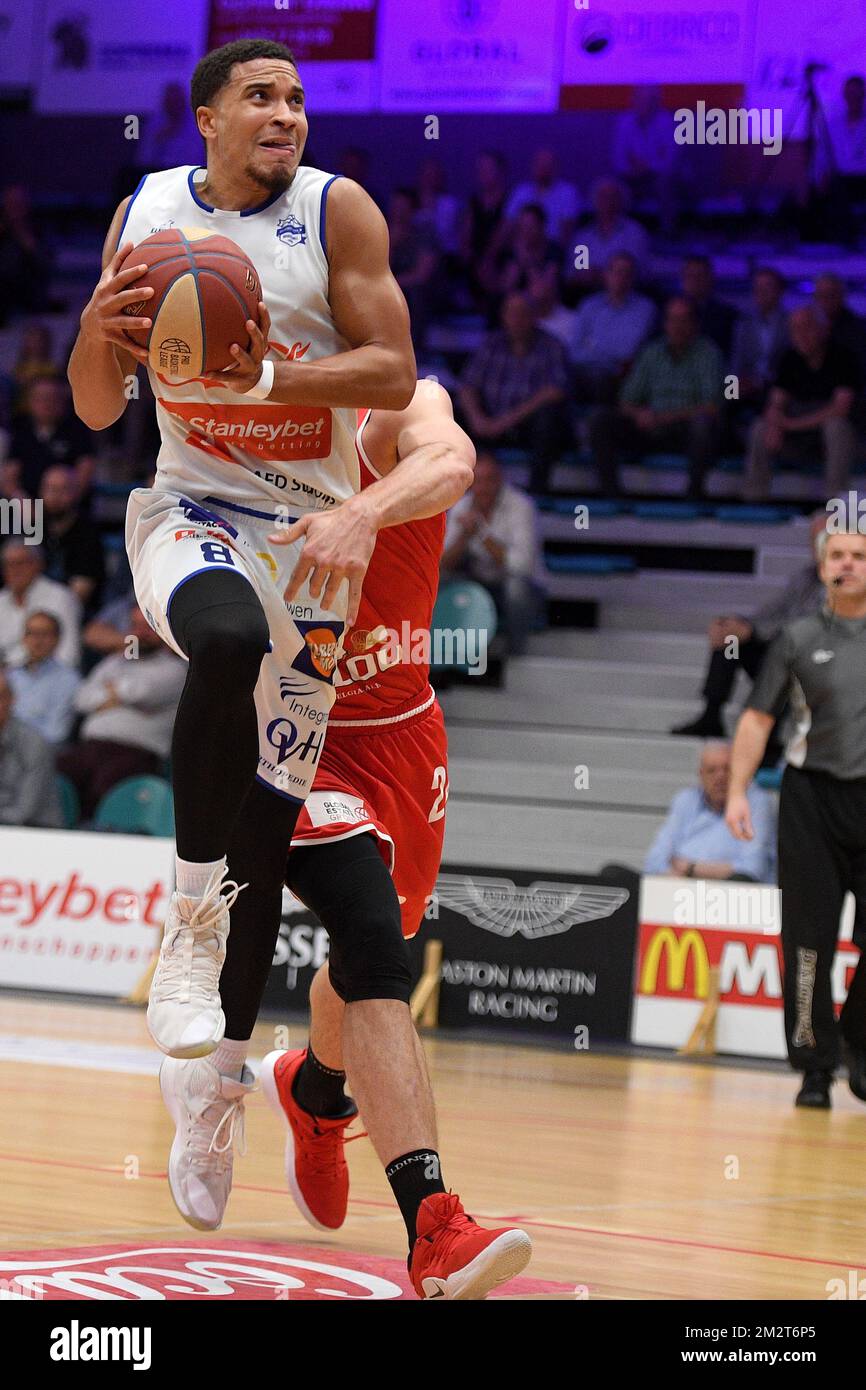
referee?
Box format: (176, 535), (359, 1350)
(726, 523), (866, 1109)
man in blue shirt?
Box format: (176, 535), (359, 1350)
(8, 609), (81, 745)
(644, 742), (774, 882)
(569, 251), (655, 403)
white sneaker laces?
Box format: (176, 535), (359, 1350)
(157, 866), (247, 1005)
(187, 1091), (248, 1167)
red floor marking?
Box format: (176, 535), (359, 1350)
(0, 1239), (570, 1300)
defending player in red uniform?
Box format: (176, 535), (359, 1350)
(260, 382), (534, 1298)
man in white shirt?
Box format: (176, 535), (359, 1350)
(441, 452), (543, 656)
(505, 148), (580, 246)
(0, 541), (81, 668)
(567, 179), (650, 293)
(56, 603), (186, 819)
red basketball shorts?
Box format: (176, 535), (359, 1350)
(290, 695), (448, 939)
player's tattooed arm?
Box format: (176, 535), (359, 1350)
(69, 198), (151, 430)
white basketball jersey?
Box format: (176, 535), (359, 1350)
(120, 165), (360, 511)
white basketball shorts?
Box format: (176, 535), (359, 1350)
(126, 487), (346, 804)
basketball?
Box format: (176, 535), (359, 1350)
(119, 227), (262, 382)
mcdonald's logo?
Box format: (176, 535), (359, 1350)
(639, 927), (710, 999)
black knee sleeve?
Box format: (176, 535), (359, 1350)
(286, 835), (411, 1005)
(168, 569), (270, 681)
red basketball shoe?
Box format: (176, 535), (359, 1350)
(260, 1048), (362, 1231)
(409, 1192), (532, 1299)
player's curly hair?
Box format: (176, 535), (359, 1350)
(190, 40), (298, 114)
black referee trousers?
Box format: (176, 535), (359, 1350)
(778, 765), (866, 1072)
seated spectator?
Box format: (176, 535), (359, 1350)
(681, 255), (737, 358)
(13, 323), (57, 410)
(458, 292), (572, 493)
(83, 587), (136, 661)
(415, 157), (460, 257)
(141, 80), (202, 170)
(40, 465), (105, 612)
(612, 85), (676, 227)
(569, 252), (656, 404)
(0, 541), (81, 667)
(743, 306), (859, 501)
(7, 609), (81, 744)
(56, 604), (186, 820)
(644, 742), (775, 882)
(2, 374), (95, 502)
(0, 185), (45, 326)
(567, 179), (650, 295)
(387, 188), (439, 352)
(441, 452), (544, 657)
(337, 145), (383, 211)
(461, 150), (510, 308)
(589, 297), (723, 498)
(0, 668), (62, 828)
(732, 267), (788, 409)
(672, 512), (827, 740)
(527, 271), (575, 351)
(493, 204), (561, 307)
(504, 147), (579, 245)
(814, 272), (866, 377)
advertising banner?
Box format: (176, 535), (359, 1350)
(263, 863), (638, 1043)
(632, 875), (860, 1059)
(34, 0), (208, 113)
(0, 828), (172, 996)
(378, 0), (563, 113)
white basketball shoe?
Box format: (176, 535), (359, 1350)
(160, 1055), (256, 1230)
(147, 865), (246, 1058)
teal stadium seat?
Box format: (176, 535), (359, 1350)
(93, 776), (175, 837)
(55, 774), (80, 830)
(431, 580), (498, 672)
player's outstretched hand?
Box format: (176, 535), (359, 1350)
(80, 241), (152, 364)
(725, 793), (754, 842)
(203, 301), (272, 391)
(269, 498), (378, 628)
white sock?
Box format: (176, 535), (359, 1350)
(175, 855), (225, 900)
(211, 1037), (249, 1082)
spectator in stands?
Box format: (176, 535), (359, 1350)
(13, 323), (57, 409)
(337, 146), (383, 210)
(826, 74), (866, 230)
(56, 604), (185, 819)
(458, 291), (572, 493)
(387, 188), (439, 351)
(2, 375), (95, 502)
(505, 148), (580, 246)
(40, 465), (105, 612)
(743, 305), (859, 501)
(813, 272), (866, 375)
(589, 296), (723, 498)
(672, 512), (827, 740)
(0, 185), (44, 326)
(569, 252), (656, 404)
(142, 80), (202, 170)
(612, 85), (676, 228)
(0, 542), (81, 668)
(7, 610), (81, 744)
(83, 588), (136, 662)
(493, 204), (561, 306)
(732, 267), (788, 409)
(461, 150), (510, 308)
(0, 668), (62, 828)
(680, 256), (737, 358)
(567, 179), (650, 295)
(644, 742), (775, 882)
(415, 157), (460, 257)
(441, 452), (543, 657)
(527, 269), (575, 351)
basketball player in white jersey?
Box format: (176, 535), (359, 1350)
(68, 40), (416, 1067)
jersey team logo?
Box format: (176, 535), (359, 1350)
(434, 874), (629, 939)
(276, 214), (307, 246)
(289, 620), (345, 684)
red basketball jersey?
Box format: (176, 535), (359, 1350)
(330, 409), (445, 723)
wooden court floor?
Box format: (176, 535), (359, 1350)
(1, 994), (865, 1300)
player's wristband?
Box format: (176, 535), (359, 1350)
(244, 359), (275, 400)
